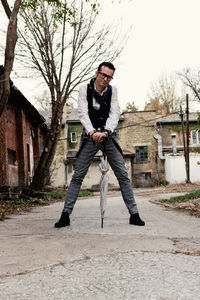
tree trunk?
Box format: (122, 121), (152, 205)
(31, 103), (64, 189)
(0, 0), (21, 117)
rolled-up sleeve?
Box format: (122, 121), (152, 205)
(78, 85), (95, 134)
(105, 86), (120, 132)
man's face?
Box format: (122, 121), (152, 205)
(95, 66), (114, 90)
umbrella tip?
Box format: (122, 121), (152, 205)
(101, 218), (104, 228)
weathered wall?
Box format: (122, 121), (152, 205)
(66, 156), (132, 190)
(50, 130), (67, 188)
(6, 107), (18, 186)
(158, 123), (200, 150)
(0, 104), (44, 188)
(119, 111), (164, 187)
(52, 110), (170, 189)
(0, 110), (8, 186)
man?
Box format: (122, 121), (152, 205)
(55, 62), (145, 227)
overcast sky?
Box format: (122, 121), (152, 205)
(2, 0), (200, 112)
(105, 0), (200, 111)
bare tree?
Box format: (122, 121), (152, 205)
(178, 67), (200, 102)
(0, 0), (100, 116)
(144, 97), (164, 114)
(147, 74), (183, 114)
(17, 0), (126, 189)
(34, 90), (51, 112)
(123, 100), (138, 112)
(0, 0), (21, 117)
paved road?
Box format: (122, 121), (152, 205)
(0, 188), (200, 299)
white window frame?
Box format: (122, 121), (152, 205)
(70, 132), (77, 143)
(191, 130), (200, 145)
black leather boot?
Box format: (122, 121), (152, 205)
(129, 213), (145, 226)
(55, 212), (70, 228)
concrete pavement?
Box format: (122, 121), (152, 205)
(0, 188), (200, 299)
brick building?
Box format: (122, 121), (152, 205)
(50, 106), (200, 188)
(64, 109), (134, 190)
(119, 110), (164, 187)
(50, 108), (134, 189)
(0, 82), (47, 188)
(156, 112), (200, 154)
(51, 108), (167, 189)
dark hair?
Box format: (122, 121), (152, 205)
(97, 62), (115, 72)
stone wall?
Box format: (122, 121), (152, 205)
(119, 111), (165, 187)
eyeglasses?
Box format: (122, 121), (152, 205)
(98, 71), (113, 81)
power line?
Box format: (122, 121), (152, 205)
(117, 111), (180, 130)
(58, 110), (180, 141)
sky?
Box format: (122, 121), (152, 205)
(2, 0), (200, 111)
(103, 0), (200, 111)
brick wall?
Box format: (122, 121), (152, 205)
(119, 111), (165, 187)
(0, 110), (7, 186)
(0, 105), (44, 188)
(6, 107), (18, 186)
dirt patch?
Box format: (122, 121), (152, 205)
(0, 196), (66, 221)
(175, 249), (200, 256)
(159, 199), (200, 218)
(149, 183), (200, 218)
(135, 182), (200, 196)
(1, 183), (200, 221)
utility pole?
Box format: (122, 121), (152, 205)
(179, 105), (186, 160)
(186, 94), (190, 183)
(179, 95), (190, 183)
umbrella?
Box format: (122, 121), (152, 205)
(99, 154), (109, 228)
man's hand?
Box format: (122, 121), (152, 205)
(89, 131), (106, 143)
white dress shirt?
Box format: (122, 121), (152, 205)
(78, 83), (120, 134)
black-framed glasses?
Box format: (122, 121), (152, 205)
(98, 71), (113, 81)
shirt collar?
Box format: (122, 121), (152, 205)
(94, 82), (107, 96)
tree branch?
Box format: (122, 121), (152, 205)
(1, 0), (11, 18)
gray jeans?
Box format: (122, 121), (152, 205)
(63, 134), (138, 215)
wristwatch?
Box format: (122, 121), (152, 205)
(104, 129), (110, 137)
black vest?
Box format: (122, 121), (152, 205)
(87, 78), (112, 130)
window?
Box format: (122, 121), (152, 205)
(8, 149), (17, 165)
(135, 146), (148, 162)
(191, 130), (200, 145)
(30, 128), (35, 139)
(144, 172), (151, 180)
(71, 132), (77, 143)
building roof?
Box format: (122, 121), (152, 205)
(122, 110), (157, 115)
(66, 108), (124, 124)
(65, 107), (200, 129)
(0, 65), (47, 130)
(66, 108), (79, 123)
(156, 112), (199, 124)
(9, 85), (47, 130)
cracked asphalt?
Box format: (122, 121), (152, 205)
(0, 188), (200, 299)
